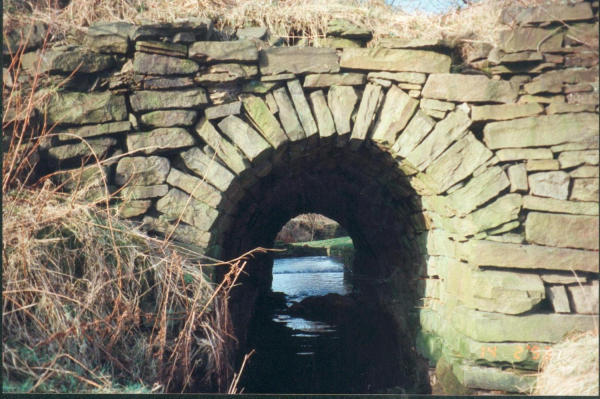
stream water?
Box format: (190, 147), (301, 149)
(237, 256), (412, 394)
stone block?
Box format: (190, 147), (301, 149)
(341, 48), (451, 74)
(166, 168), (234, 212)
(85, 21), (133, 54)
(204, 102), (242, 120)
(130, 88), (209, 111)
(367, 71), (426, 84)
(523, 195), (599, 216)
(180, 147), (241, 198)
(126, 128), (196, 155)
(142, 216), (214, 248)
(189, 41), (258, 63)
(499, 27), (563, 53)
(45, 92), (127, 125)
(133, 52), (198, 75)
(568, 280), (599, 315)
(513, 3), (593, 24)
(392, 110), (435, 158)
(448, 166), (510, 216)
(471, 103), (543, 122)
(528, 171), (570, 200)
(21, 50), (116, 74)
(546, 286), (571, 314)
(236, 27), (268, 40)
(303, 73), (366, 87)
(217, 115), (273, 164)
(47, 138), (116, 161)
(350, 84), (382, 149)
(115, 156), (170, 186)
(547, 102), (596, 115)
(195, 64), (258, 85)
(453, 363), (536, 393)
(120, 184), (169, 200)
(259, 48), (340, 75)
(287, 80), (318, 141)
(3, 22), (47, 54)
(526, 212), (599, 250)
(118, 200), (151, 218)
(272, 87), (305, 142)
(156, 188), (220, 231)
(132, 18), (213, 41)
(570, 178), (599, 202)
(570, 166), (599, 179)
(326, 19), (372, 40)
(558, 150), (599, 169)
(496, 148), (553, 161)
(140, 110), (197, 127)
(54, 165), (110, 190)
(312, 37), (363, 48)
(195, 118), (251, 177)
(526, 159), (559, 172)
(308, 90), (336, 143)
(422, 74), (518, 103)
(328, 86), (358, 136)
(55, 121), (131, 140)
(135, 40), (187, 57)
(371, 85), (418, 147)
(240, 95), (288, 150)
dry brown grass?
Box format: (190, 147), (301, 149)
(3, 0), (559, 47)
(533, 329), (599, 396)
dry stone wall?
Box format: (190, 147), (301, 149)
(3, 1), (599, 393)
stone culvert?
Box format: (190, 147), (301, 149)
(3, 0), (599, 393)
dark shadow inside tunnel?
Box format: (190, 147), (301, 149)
(215, 144), (431, 394)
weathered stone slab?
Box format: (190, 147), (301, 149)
(453, 363), (536, 392)
(21, 49), (116, 74)
(261, 74), (296, 82)
(558, 150), (599, 169)
(56, 121), (130, 140)
(526, 159), (560, 171)
(496, 148), (553, 161)
(570, 166), (599, 179)
(195, 118), (251, 177)
(341, 48), (451, 74)
(526, 212), (598, 251)
(328, 86), (358, 136)
(240, 95), (289, 150)
(551, 135), (600, 153)
(326, 19), (372, 40)
(303, 73), (366, 87)
(85, 21), (133, 54)
(483, 113), (599, 149)
(130, 88), (209, 111)
(3, 22), (47, 54)
(259, 48), (340, 75)
(450, 304), (596, 343)
(529, 171), (570, 200)
(499, 27), (563, 53)
(132, 18), (213, 41)
(541, 273), (587, 285)
(371, 86), (418, 147)
(140, 76), (194, 90)
(422, 74), (518, 103)
(236, 27), (268, 40)
(523, 195), (599, 216)
(126, 128), (195, 155)
(180, 147), (240, 196)
(426, 133), (493, 194)
(287, 80), (319, 141)
(115, 156), (170, 186)
(392, 110), (435, 158)
(272, 87), (305, 141)
(420, 98), (455, 112)
(135, 40), (186, 57)
(568, 281), (599, 315)
(189, 41), (257, 63)
(547, 102), (596, 115)
(118, 200), (151, 218)
(217, 115), (272, 164)
(46, 92), (127, 125)
(471, 103), (543, 122)
(513, 3), (593, 24)
(312, 37), (362, 48)
(241, 81), (279, 93)
(47, 138), (116, 160)
(195, 64), (258, 84)
(367, 71), (426, 84)
(546, 286), (571, 313)
(204, 102), (242, 120)
(463, 240), (599, 273)
(156, 188), (220, 230)
(447, 166), (510, 217)
(120, 184), (169, 200)
(308, 90), (336, 143)
(140, 110), (197, 127)
(571, 178), (599, 202)
(133, 52), (198, 75)
(166, 168), (233, 212)
(405, 110), (471, 171)
(350, 84), (382, 149)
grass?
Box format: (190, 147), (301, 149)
(3, 0), (560, 51)
(533, 329), (599, 396)
(291, 236), (354, 251)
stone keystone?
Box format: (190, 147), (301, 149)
(422, 74), (518, 103)
(217, 115), (273, 164)
(240, 95), (289, 150)
(371, 85), (418, 148)
(340, 48), (451, 74)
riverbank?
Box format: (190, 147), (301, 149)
(273, 237), (355, 268)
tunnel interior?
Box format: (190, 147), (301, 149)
(217, 141), (431, 393)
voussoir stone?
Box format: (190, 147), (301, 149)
(130, 88), (209, 111)
(45, 92), (127, 125)
(350, 84), (382, 149)
(189, 41), (257, 62)
(392, 110), (435, 158)
(140, 110), (197, 127)
(371, 85), (418, 147)
(166, 168), (233, 212)
(529, 171), (570, 200)
(217, 115), (273, 164)
(303, 73), (366, 87)
(156, 188), (220, 231)
(115, 156), (170, 186)
(340, 48), (451, 74)
(448, 166), (510, 217)
(526, 212), (599, 251)
(181, 147), (241, 196)
(308, 90), (336, 142)
(133, 52), (199, 75)
(240, 95), (289, 150)
(272, 87), (305, 141)
(259, 47), (340, 75)
(422, 74), (518, 103)
(126, 128), (196, 155)
(483, 113), (599, 149)
(195, 118), (251, 177)
(287, 80), (319, 141)
(328, 86), (358, 136)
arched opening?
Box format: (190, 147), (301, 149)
(215, 142), (431, 394)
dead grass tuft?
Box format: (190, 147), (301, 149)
(533, 329), (599, 396)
